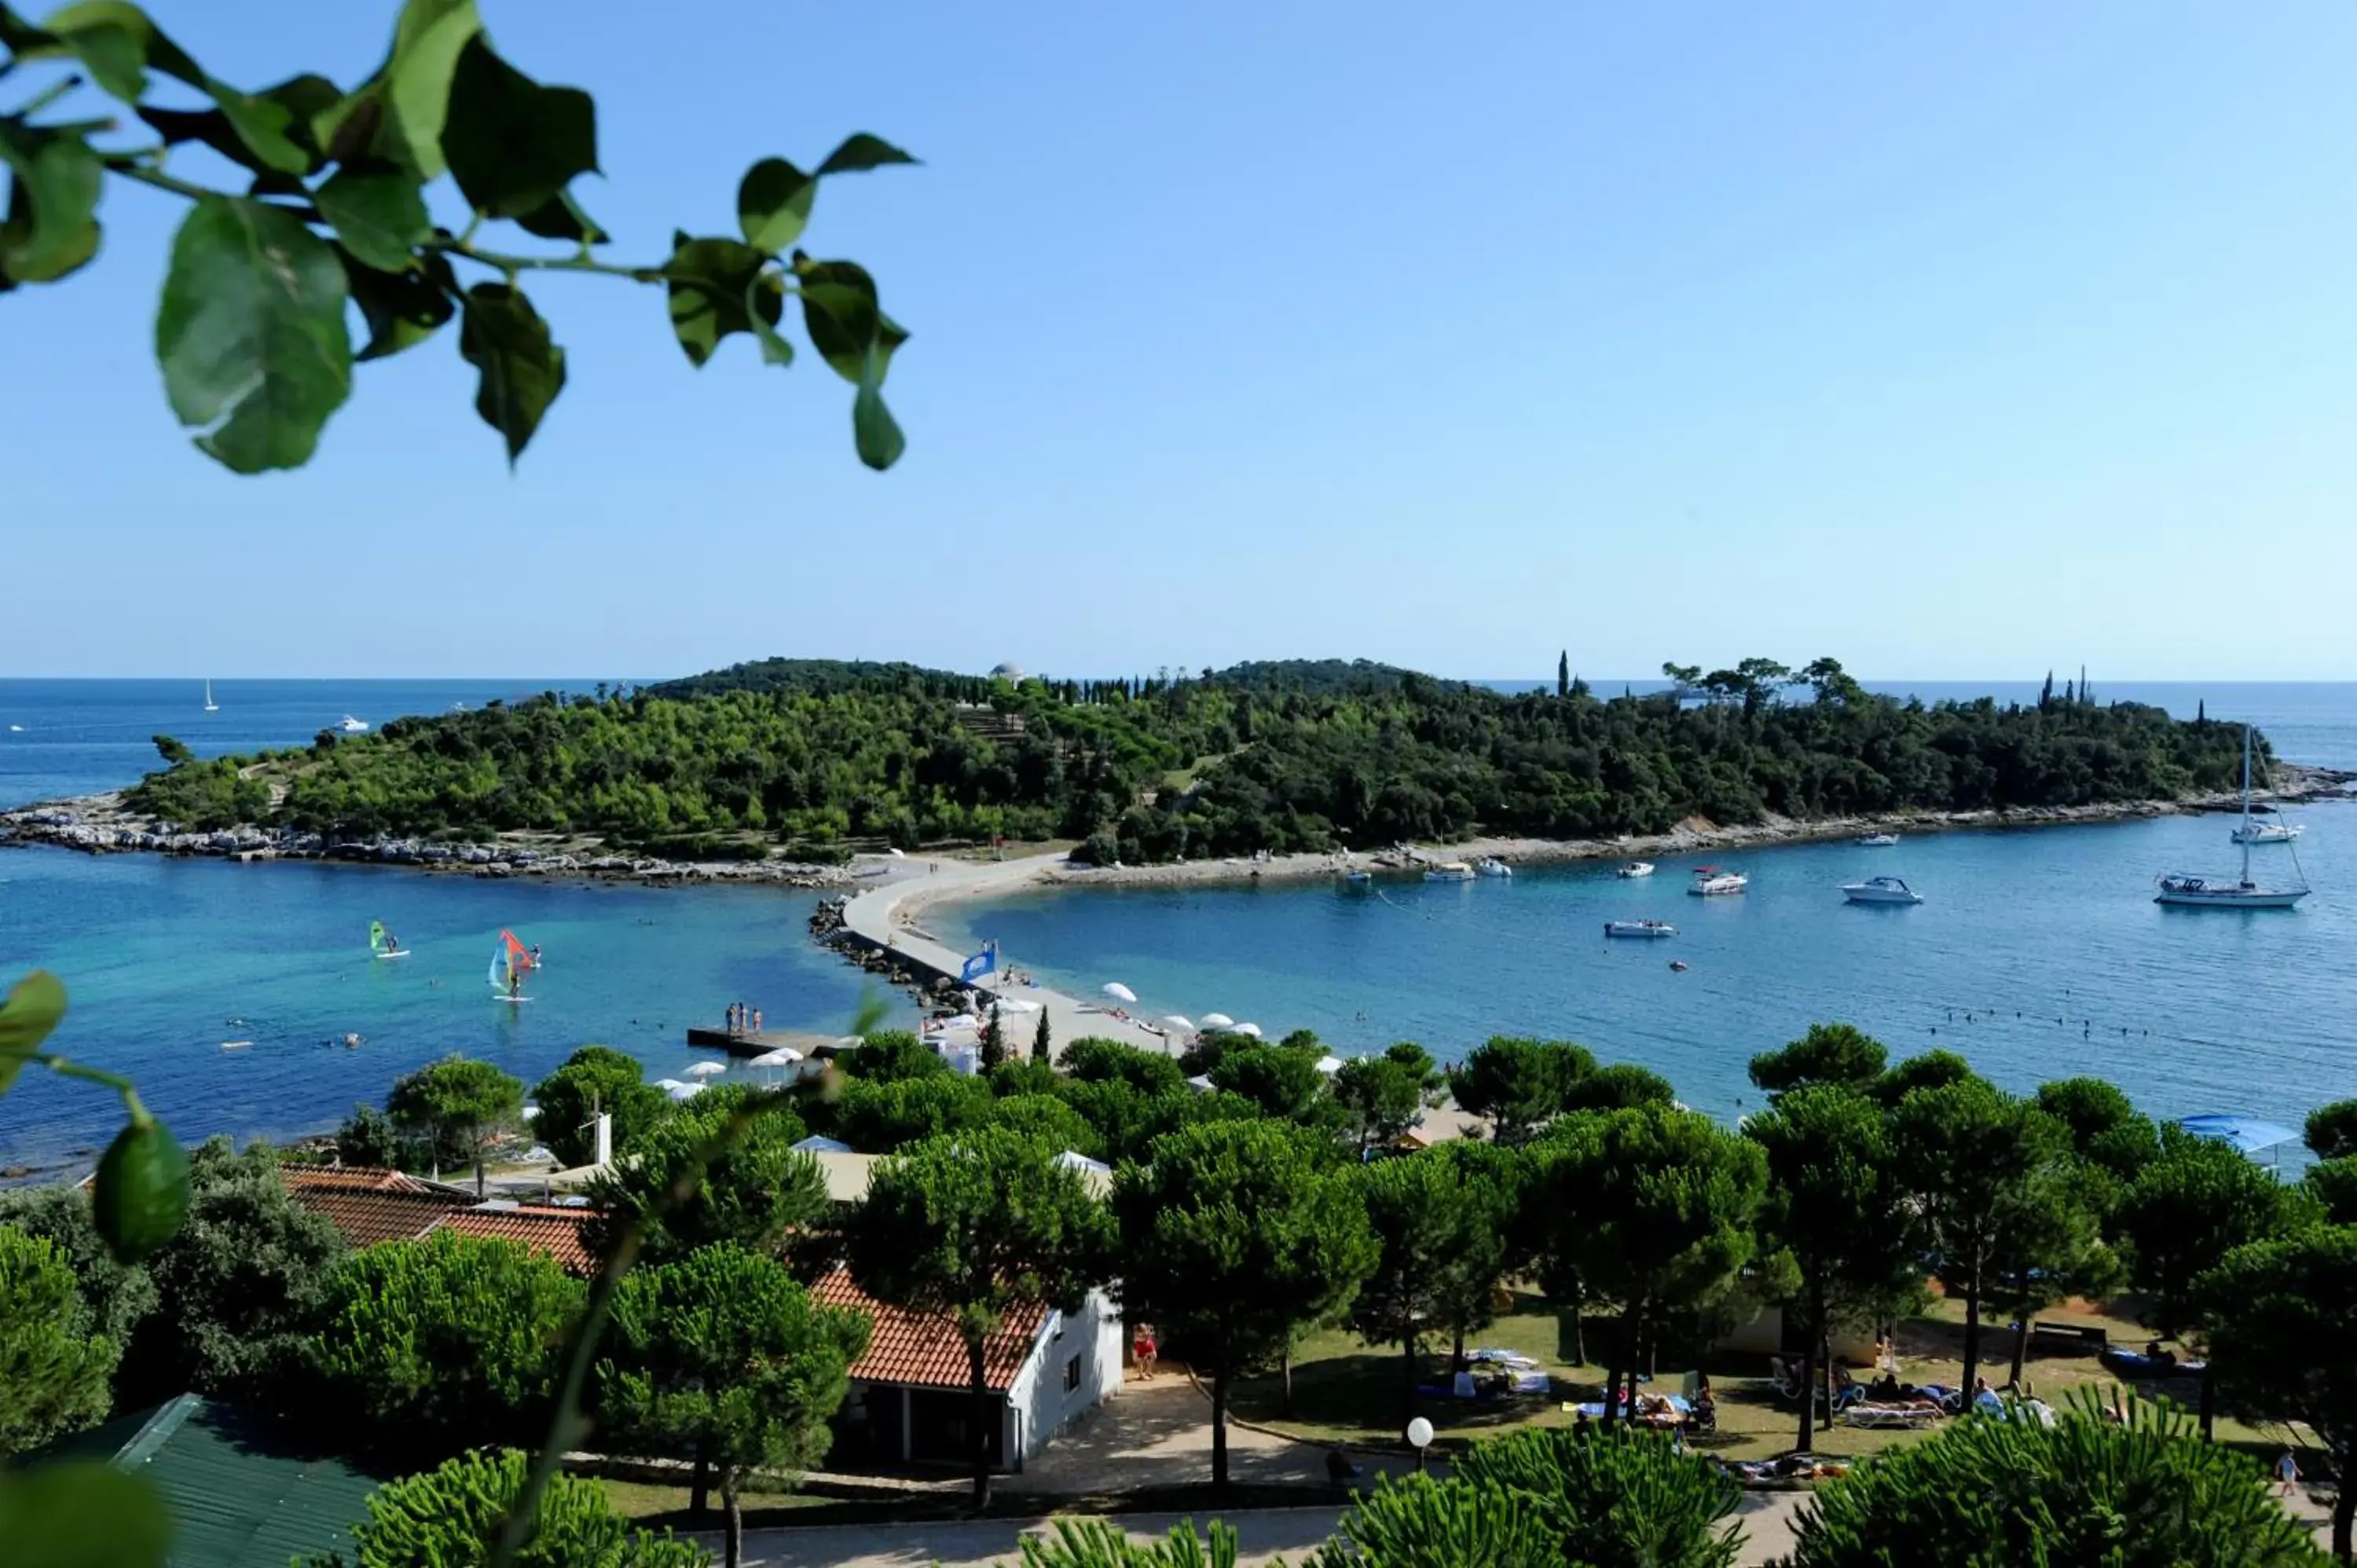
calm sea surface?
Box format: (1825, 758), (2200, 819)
(3, 679), (2354, 1167)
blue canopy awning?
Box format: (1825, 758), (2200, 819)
(2179, 1114), (2301, 1155)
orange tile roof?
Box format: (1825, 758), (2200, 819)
(291, 1188), (471, 1250)
(282, 1166), (467, 1196)
(435, 1205), (597, 1277)
(809, 1266), (1048, 1394)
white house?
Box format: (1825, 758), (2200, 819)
(812, 1266), (1125, 1471)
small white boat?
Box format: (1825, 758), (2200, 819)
(1841, 875), (1922, 905)
(339, 715), (371, 733)
(1474, 857), (1512, 877)
(1856, 832), (1899, 847)
(203, 678), (218, 713)
(5, 724), (20, 733)
(1688, 866), (1747, 896)
(1424, 861), (1475, 883)
(2230, 819), (2302, 844)
(1341, 868), (1373, 887)
(1604, 919), (1677, 939)
(1616, 860), (1655, 878)
(2157, 726), (2309, 909)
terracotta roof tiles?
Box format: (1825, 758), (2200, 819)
(809, 1266), (1047, 1393)
(289, 1188), (471, 1250)
(436, 1205), (596, 1277)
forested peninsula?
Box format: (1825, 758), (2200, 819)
(75, 657), (2271, 867)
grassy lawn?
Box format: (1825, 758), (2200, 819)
(1227, 1291), (2315, 1466)
(600, 1478), (838, 1528)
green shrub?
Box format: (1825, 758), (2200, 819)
(1779, 1392), (2325, 1567)
(305, 1448), (708, 1567)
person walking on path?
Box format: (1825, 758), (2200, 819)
(2275, 1449), (2301, 1497)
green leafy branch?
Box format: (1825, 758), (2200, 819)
(0, 0), (916, 473)
(0, 971), (191, 1267)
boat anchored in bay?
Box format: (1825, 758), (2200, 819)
(1688, 866), (1747, 896)
(2156, 725), (2310, 909)
(1841, 875), (1922, 905)
(1604, 918), (1677, 939)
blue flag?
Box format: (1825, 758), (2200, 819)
(960, 941), (998, 984)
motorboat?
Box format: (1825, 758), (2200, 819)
(1856, 832), (1899, 847)
(1341, 868), (1373, 887)
(2231, 818), (2303, 844)
(1604, 919), (1677, 939)
(1424, 862), (1475, 883)
(1616, 860), (1655, 878)
(2156, 726), (2309, 909)
(1688, 866), (1747, 896)
(1474, 857), (1512, 877)
(339, 715), (371, 733)
(1841, 875), (1922, 905)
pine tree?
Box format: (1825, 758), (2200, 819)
(1557, 651), (1571, 700)
(2197, 698), (2206, 725)
(2040, 671), (2054, 711)
(1032, 1009), (1053, 1064)
(979, 1006), (1007, 1071)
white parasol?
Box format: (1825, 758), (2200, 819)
(1102, 982), (1138, 1004)
(1234, 1022), (1263, 1038)
(1163, 1015), (1197, 1032)
(750, 1047), (803, 1067)
(684, 1060), (728, 1077)
(1200, 1013), (1235, 1029)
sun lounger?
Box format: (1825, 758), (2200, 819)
(1841, 1401), (1942, 1429)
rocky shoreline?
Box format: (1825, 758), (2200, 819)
(0, 793), (855, 888)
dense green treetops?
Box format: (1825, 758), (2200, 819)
(0, 1226), (117, 1456)
(123, 652), (2256, 859)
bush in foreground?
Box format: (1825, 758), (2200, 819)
(304, 1448), (708, 1567)
(1778, 1391), (2326, 1567)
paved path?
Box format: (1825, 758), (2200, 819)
(734, 1508), (1342, 1567)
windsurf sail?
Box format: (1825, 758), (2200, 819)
(489, 936), (511, 991)
(369, 920), (390, 956)
(502, 929), (533, 971)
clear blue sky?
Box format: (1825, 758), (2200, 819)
(11, 2), (2357, 681)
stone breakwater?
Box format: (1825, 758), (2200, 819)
(0, 794), (854, 888)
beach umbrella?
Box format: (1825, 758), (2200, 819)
(1200, 1013), (1235, 1030)
(888, 847), (906, 858)
(1102, 982), (1138, 1004)
(656, 1079), (704, 1101)
(1164, 1015), (1197, 1032)
(1186, 1074), (1215, 1094)
(684, 1060), (728, 1077)
(750, 1047), (803, 1067)
(1234, 1022), (1263, 1039)
(1314, 1055), (1345, 1075)
(992, 996), (1043, 1014)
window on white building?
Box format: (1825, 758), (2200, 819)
(1063, 1354), (1083, 1394)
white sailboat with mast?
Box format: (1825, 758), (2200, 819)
(2154, 725), (2309, 909)
(203, 679), (218, 713)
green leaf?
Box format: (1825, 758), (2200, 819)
(663, 233), (777, 368)
(313, 0), (480, 181)
(737, 156), (815, 255)
(794, 257), (896, 384)
(459, 281), (566, 464)
(155, 196), (353, 474)
(0, 123), (102, 284)
(137, 75), (341, 179)
(746, 276), (793, 367)
(340, 247), (456, 361)
(35, 0), (200, 101)
(93, 1115), (190, 1263)
(852, 341), (904, 471)
(0, 4), (57, 51)
(0, 1463), (171, 1568)
(816, 133), (918, 176)
(313, 165), (429, 273)
(441, 35), (597, 222)
(514, 189), (607, 244)
(0, 970), (67, 1096)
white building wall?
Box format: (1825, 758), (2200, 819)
(1009, 1287), (1126, 1463)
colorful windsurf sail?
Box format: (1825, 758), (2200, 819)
(369, 920), (390, 955)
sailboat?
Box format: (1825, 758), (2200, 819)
(368, 920), (409, 960)
(2228, 739), (2302, 842)
(203, 679), (218, 713)
(2155, 726), (2309, 909)
(489, 929), (533, 1000)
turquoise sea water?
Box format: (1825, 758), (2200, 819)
(4, 679), (2354, 1168)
